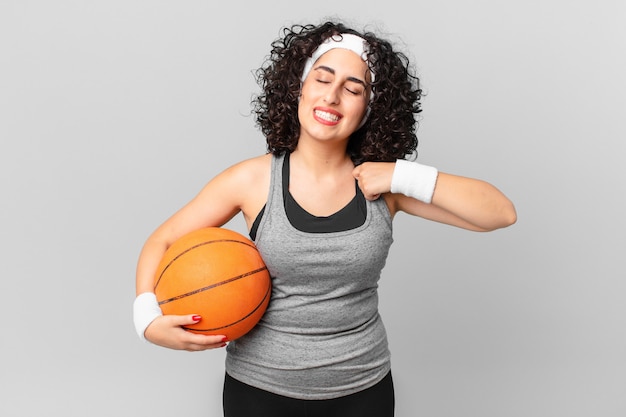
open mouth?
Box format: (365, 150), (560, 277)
(314, 109), (341, 123)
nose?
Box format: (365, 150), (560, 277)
(323, 83), (341, 104)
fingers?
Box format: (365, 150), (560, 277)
(352, 162), (394, 200)
(175, 314), (203, 327)
(181, 332), (228, 352)
(144, 314), (229, 351)
(177, 314), (229, 351)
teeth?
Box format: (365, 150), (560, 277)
(315, 110), (339, 122)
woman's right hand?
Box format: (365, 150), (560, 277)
(144, 314), (228, 352)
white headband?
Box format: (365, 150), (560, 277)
(301, 33), (375, 128)
(301, 33), (375, 85)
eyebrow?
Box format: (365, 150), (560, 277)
(314, 65), (367, 87)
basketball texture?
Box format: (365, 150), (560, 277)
(153, 227), (271, 340)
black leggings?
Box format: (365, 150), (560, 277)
(223, 371), (395, 417)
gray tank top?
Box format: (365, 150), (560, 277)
(225, 152), (394, 400)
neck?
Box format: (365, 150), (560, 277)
(292, 140), (352, 170)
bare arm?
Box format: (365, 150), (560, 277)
(135, 155), (270, 349)
(136, 169), (243, 295)
(353, 161), (517, 231)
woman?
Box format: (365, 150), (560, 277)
(134, 20), (516, 416)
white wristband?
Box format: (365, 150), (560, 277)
(133, 292), (163, 343)
(390, 159), (438, 204)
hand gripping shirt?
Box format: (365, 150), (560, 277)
(225, 152), (394, 400)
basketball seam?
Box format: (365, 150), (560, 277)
(181, 281), (272, 332)
(157, 266), (268, 305)
(153, 238), (258, 290)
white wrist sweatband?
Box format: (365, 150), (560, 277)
(390, 159), (439, 204)
(133, 292), (162, 343)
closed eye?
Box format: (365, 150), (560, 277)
(313, 66), (366, 96)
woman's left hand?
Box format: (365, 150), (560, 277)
(352, 162), (395, 200)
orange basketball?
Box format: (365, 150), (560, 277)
(153, 227), (271, 341)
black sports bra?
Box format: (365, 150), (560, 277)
(249, 153), (366, 240)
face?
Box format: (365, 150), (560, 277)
(298, 48), (371, 144)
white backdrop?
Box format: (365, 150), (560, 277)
(1, 1), (625, 416)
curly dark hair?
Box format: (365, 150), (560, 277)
(252, 20), (423, 164)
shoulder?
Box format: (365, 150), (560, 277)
(198, 153), (272, 200)
(216, 154), (273, 222)
(222, 153), (273, 186)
